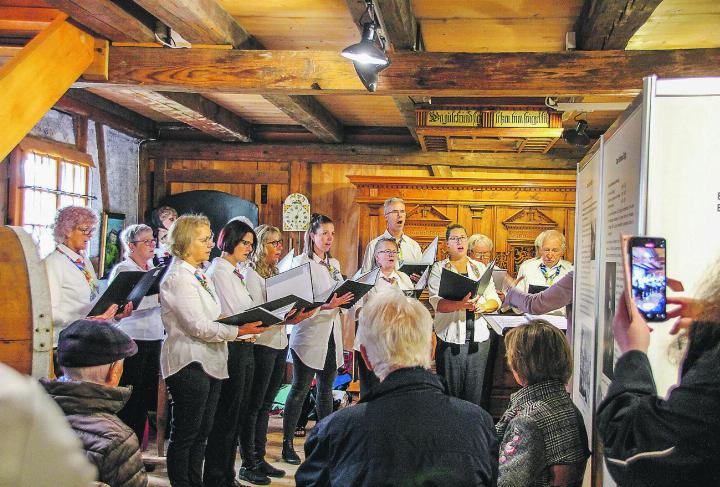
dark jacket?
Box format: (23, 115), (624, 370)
(597, 321), (720, 486)
(40, 378), (148, 487)
(296, 367), (498, 487)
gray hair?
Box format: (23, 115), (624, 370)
(357, 288), (433, 380)
(120, 224), (153, 254)
(536, 229), (567, 253)
(383, 197), (404, 215)
(371, 237), (398, 270)
(62, 363), (114, 383)
(468, 234), (493, 252)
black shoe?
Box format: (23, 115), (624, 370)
(257, 460), (286, 478)
(237, 467), (270, 486)
(281, 440), (301, 465)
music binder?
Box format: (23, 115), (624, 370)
(399, 236), (438, 277)
(87, 266), (161, 316)
(404, 266), (430, 299)
(438, 261), (495, 302)
(218, 301), (297, 328)
(528, 284), (549, 294)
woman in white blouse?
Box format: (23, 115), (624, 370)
(354, 237), (414, 396)
(281, 213), (353, 465)
(160, 214), (264, 487)
(428, 223), (500, 408)
(108, 223), (164, 444)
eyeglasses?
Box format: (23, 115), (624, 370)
(448, 236), (468, 243)
(384, 210), (406, 217)
(541, 247), (562, 254)
(76, 226), (95, 236)
(472, 251), (492, 258)
(377, 250), (399, 256)
(267, 239), (283, 248)
(239, 239), (254, 247)
(198, 233), (215, 245)
(131, 238), (156, 247)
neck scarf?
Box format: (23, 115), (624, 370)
(540, 263), (562, 285)
(194, 270), (216, 301)
(57, 247), (98, 300)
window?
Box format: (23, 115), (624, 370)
(10, 138), (94, 257)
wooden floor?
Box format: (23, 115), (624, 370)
(145, 416), (312, 486)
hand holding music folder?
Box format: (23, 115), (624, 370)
(399, 236), (438, 277)
(404, 266), (431, 299)
(219, 301), (297, 328)
(316, 268), (378, 309)
(438, 261), (495, 302)
(87, 265), (167, 317)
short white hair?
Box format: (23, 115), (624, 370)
(62, 363), (114, 383)
(358, 288), (432, 380)
(383, 197), (404, 215)
(468, 234), (493, 251)
(536, 229), (566, 252)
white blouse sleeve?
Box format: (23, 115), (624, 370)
(427, 261), (443, 310)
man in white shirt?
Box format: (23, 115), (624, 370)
(360, 197), (423, 279)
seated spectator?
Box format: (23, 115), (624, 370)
(597, 261), (720, 485)
(496, 319), (589, 487)
(296, 288), (498, 487)
(41, 320), (148, 487)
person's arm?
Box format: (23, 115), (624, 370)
(98, 429), (147, 487)
(504, 271), (573, 315)
(45, 257), (73, 328)
(295, 421), (331, 487)
(360, 240), (375, 274)
(497, 416), (546, 487)
(477, 272), (500, 313)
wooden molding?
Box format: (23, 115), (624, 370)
(262, 95), (343, 143)
(18, 135), (94, 167)
(0, 16), (95, 161)
(577, 0), (663, 50)
(392, 95), (419, 144)
(131, 0), (261, 49)
(165, 168), (288, 185)
(146, 141), (580, 170)
(43, 0), (156, 42)
(77, 47), (720, 97)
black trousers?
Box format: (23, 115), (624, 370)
(282, 336), (337, 442)
(435, 338), (491, 407)
(165, 362), (222, 487)
(203, 342), (255, 486)
(240, 344), (287, 464)
(118, 339), (162, 443)
(357, 351), (380, 398)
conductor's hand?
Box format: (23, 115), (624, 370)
(285, 307), (316, 324)
(237, 321), (267, 337)
(88, 304), (119, 321)
(322, 292), (354, 310)
(613, 288), (651, 354)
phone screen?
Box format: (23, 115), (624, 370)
(630, 238), (667, 321)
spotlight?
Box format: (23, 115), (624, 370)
(341, 23), (390, 67)
(563, 120), (590, 146)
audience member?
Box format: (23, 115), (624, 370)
(40, 320), (148, 487)
(296, 288), (498, 486)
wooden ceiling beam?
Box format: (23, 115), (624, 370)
(262, 94), (343, 143)
(145, 141), (581, 170)
(131, 0), (261, 49)
(79, 46), (720, 97)
(577, 0), (663, 50)
(43, 0), (156, 42)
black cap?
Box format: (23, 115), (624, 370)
(57, 320), (138, 367)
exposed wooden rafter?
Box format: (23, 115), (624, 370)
(146, 141), (581, 170)
(43, 0), (156, 42)
(262, 95), (343, 143)
(577, 0), (664, 50)
(77, 47), (720, 97)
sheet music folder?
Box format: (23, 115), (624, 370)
(438, 261), (495, 301)
(87, 265), (167, 316)
(218, 300), (296, 327)
(399, 236), (438, 277)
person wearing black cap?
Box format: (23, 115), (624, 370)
(40, 319), (148, 487)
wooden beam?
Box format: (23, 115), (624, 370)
(131, 0), (261, 49)
(95, 121), (110, 209)
(55, 89), (156, 139)
(0, 15), (95, 161)
(165, 168), (289, 185)
(133, 90), (252, 142)
(81, 47), (720, 97)
(374, 0), (417, 51)
(577, 0), (663, 50)
(146, 141), (581, 170)
(430, 165), (452, 177)
(262, 95), (343, 143)
(0, 7), (59, 34)
(392, 96), (419, 143)
(43, 0), (156, 42)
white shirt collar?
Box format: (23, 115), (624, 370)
(179, 259), (201, 275)
(382, 229), (405, 244)
(57, 243), (83, 261)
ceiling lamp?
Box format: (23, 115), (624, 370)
(563, 120), (590, 147)
(341, 1), (390, 92)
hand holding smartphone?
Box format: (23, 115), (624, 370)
(627, 236), (667, 321)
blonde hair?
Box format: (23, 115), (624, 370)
(536, 229), (566, 254)
(358, 288), (433, 380)
(505, 319), (572, 385)
(167, 214), (210, 258)
(468, 234), (493, 252)
(253, 224), (282, 278)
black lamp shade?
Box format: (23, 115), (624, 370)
(341, 23), (390, 66)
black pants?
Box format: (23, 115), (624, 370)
(118, 339), (162, 443)
(435, 338), (491, 407)
(240, 344), (287, 465)
(203, 342), (255, 486)
(357, 351), (380, 398)
(165, 362), (222, 487)
(282, 336), (337, 442)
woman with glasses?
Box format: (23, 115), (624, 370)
(428, 223), (500, 407)
(353, 237), (414, 396)
(44, 206), (132, 369)
(159, 214), (264, 487)
(281, 213), (354, 465)
(107, 223), (164, 444)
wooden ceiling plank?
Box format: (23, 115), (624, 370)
(131, 0), (261, 49)
(374, 0), (417, 51)
(262, 94), (343, 143)
(577, 0), (664, 50)
(145, 141), (581, 170)
(0, 15), (95, 161)
(43, 0), (155, 42)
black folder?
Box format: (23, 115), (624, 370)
(323, 279), (375, 309)
(88, 266), (168, 316)
(398, 263), (430, 277)
(438, 261), (495, 302)
(528, 284), (549, 294)
(218, 305), (292, 328)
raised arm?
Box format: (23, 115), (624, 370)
(504, 271), (573, 315)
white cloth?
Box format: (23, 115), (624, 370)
(427, 257), (500, 344)
(514, 258), (573, 314)
(0, 363), (96, 487)
(108, 258), (164, 341)
(206, 257), (255, 340)
(244, 266), (289, 350)
(353, 269), (414, 350)
(360, 230), (423, 273)
(159, 258), (237, 379)
(288, 253), (344, 370)
(44, 244), (98, 346)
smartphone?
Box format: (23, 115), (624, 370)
(628, 237), (667, 321)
